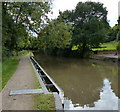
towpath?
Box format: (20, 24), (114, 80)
(93, 54), (118, 59)
(0, 54), (37, 110)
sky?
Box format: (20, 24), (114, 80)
(50, 0), (120, 27)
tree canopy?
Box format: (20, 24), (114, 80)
(39, 21), (72, 49)
(2, 1), (52, 58)
(56, 2), (109, 57)
(3, 1), (116, 58)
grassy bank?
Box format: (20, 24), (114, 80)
(29, 55), (56, 110)
(72, 41), (119, 51)
(2, 58), (19, 89)
(92, 41), (119, 51)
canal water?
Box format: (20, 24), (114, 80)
(34, 53), (119, 110)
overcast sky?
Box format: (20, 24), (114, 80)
(50, 0), (120, 27)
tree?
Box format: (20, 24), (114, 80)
(2, 2), (31, 54)
(2, 2), (52, 58)
(57, 10), (72, 24)
(107, 17), (120, 42)
(107, 25), (120, 42)
(5, 2), (52, 35)
(37, 21), (72, 55)
(66, 2), (109, 57)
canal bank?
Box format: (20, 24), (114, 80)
(30, 56), (63, 110)
(90, 50), (119, 63)
(90, 54), (118, 62)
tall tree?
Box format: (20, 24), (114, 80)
(2, 1), (52, 57)
(2, 3), (24, 52)
(65, 2), (109, 57)
(36, 21), (72, 54)
(4, 2), (52, 35)
(57, 10), (72, 24)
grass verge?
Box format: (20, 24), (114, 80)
(2, 58), (19, 89)
(72, 41), (119, 51)
(34, 93), (55, 110)
(29, 54), (56, 110)
(92, 41), (119, 51)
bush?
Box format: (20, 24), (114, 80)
(2, 47), (18, 60)
(2, 47), (11, 60)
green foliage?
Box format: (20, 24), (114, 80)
(107, 24), (120, 42)
(2, 2), (52, 57)
(3, 1), (116, 58)
(56, 2), (109, 57)
(106, 16), (120, 42)
(2, 2), (28, 58)
(70, 2), (109, 56)
(57, 10), (72, 23)
(2, 7), (18, 51)
(2, 59), (19, 89)
(6, 2), (52, 35)
(17, 50), (28, 56)
(2, 47), (18, 60)
(30, 51), (34, 57)
(37, 21), (72, 53)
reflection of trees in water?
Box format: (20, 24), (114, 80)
(62, 70), (102, 106)
(34, 53), (118, 105)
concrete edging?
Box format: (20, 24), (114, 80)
(29, 55), (63, 110)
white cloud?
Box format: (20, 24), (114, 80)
(51, 0), (120, 26)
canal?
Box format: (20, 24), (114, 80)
(34, 53), (119, 110)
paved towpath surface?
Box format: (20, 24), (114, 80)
(1, 54), (37, 110)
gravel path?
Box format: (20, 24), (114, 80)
(1, 54), (37, 110)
